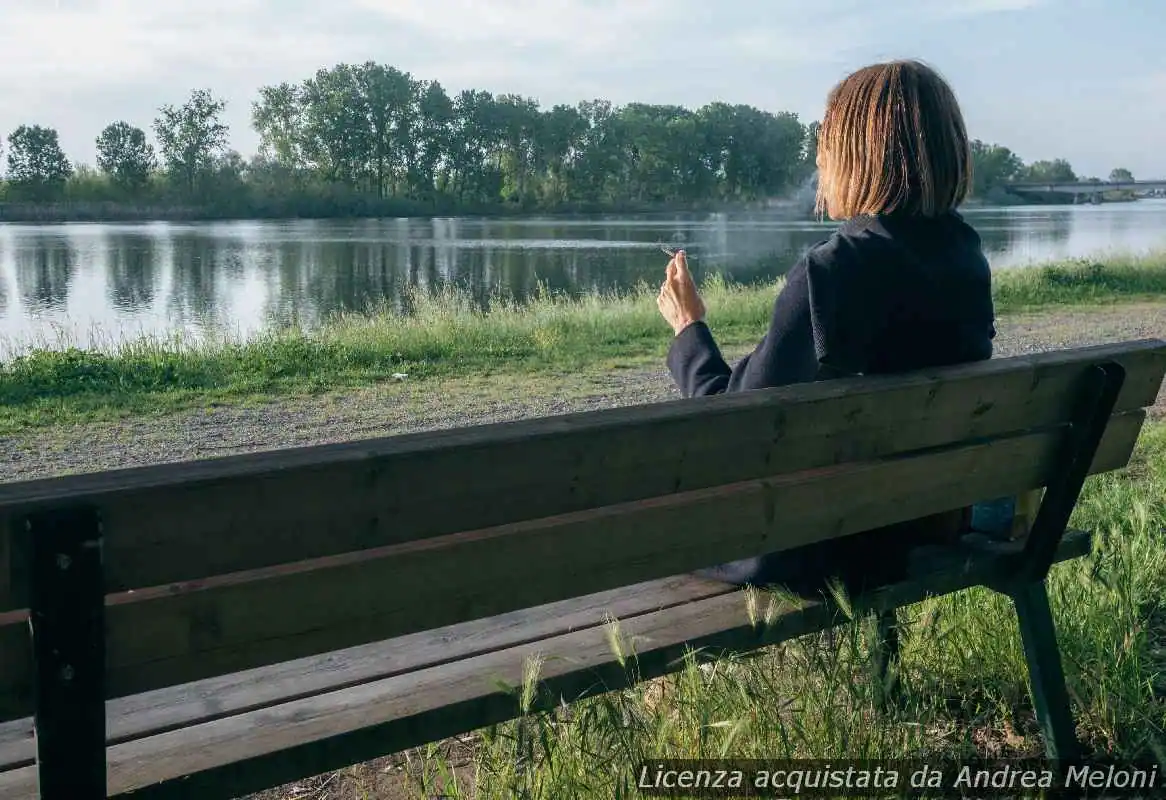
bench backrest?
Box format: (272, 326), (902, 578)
(1, 339), (1164, 722)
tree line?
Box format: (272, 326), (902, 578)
(0, 61), (1139, 219)
(969, 142), (1135, 196)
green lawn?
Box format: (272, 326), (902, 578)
(2, 253), (1166, 434)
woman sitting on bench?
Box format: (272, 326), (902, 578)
(656, 60), (998, 593)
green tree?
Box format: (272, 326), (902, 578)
(536, 103), (588, 205)
(352, 62), (420, 199)
(95, 121), (156, 193)
(969, 140), (1023, 195)
(65, 164), (117, 202)
(413, 80), (455, 201)
(447, 89), (504, 203)
(246, 61), (816, 212)
(252, 82), (308, 168)
(495, 93), (542, 203)
(569, 99), (623, 204)
(1109, 167), (1134, 183)
(153, 89), (229, 198)
(6, 124), (72, 201)
(1021, 158), (1076, 183)
(201, 150), (250, 214)
(802, 120), (821, 177)
(5, 58), (1118, 218)
(734, 107), (806, 197)
(297, 64), (370, 188)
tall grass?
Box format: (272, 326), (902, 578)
(2, 252), (1166, 433)
(399, 423), (1166, 799)
(994, 253), (1166, 310)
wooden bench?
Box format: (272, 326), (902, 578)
(1, 340), (1164, 799)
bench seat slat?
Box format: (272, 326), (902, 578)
(0, 531), (1095, 799)
(0, 573), (733, 770)
(0, 412), (1143, 723)
(2, 341), (1162, 614)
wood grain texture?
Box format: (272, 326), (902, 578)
(0, 574), (732, 768)
(0, 532), (1095, 800)
(0, 411), (1143, 721)
(1, 341), (1162, 611)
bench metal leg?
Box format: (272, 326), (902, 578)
(1020, 361), (1125, 583)
(869, 609), (902, 712)
(26, 506), (107, 799)
(1009, 580), (1079, 762)
(991, 358), (1122, 763)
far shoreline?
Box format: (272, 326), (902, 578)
(0, 195), (1143, 226)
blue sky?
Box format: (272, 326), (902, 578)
(1, 0), (1163, 178)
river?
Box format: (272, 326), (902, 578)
(1, 200), (1165, 354)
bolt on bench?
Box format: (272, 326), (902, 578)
(1, 340), (1164, 799)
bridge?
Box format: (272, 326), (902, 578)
(1004, 179), (1166, 200)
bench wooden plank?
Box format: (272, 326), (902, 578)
(2, 341), (1163, 612)
(0, 719), (27, 770)
(0, 532), (1095, 800)
(0, 574), (733, 767)
(0, 412), (1143, 720)
(0, 765), (33, 798)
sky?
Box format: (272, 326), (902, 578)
(0, 0), (1163, 180)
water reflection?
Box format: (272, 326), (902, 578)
(107, 234), (157, 311)
(167, 232), (226, 325)
(0, 201), (1163, 352)
(14, 231), (76, 313)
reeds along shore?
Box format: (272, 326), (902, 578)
(1, 252), (1166, 433)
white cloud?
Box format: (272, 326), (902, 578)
(0, 0), (358, 88)
(353, 0), (667, 52)
(1131, 71), (1166, 96)
(0, 0), (1159, 179)
(951, 0), (1048, 10)
(0, 0), (1049, 104)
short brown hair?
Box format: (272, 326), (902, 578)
(815, 60), (971, 219)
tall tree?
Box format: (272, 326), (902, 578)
(1109, 167), (1134, 183)
(536, 103), (587, 205)
(297, 64), (369, 188)
(95, 121), (156, 193)
(153, 89), (229, 198)
(252, 82), (308, 168)
(352, 62), (419, 198)
(802, 120), (821, 177)
(448, 89), (503, 203)
(412, 80), (455, 201)
(571, 99), (627, 204)
(969, 140), (1023, 195)
(6, 124), (72, 201)
(248, 62), (820, 210)
(1022, 158), (1076, 183)
(495, 93), (542, 202)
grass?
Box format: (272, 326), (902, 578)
(273, 422), (1166, 799)
(3, 251), (1166, 434)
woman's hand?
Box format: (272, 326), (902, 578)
(657, 250), (707, 335)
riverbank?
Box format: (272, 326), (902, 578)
(3, 254), (1166, 436)
(0, 193), (1132, 224)
(0, 195), (772, 224)
(3, 296), (1166, 483)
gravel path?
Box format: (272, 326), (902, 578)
(3, 302), (1166, 484)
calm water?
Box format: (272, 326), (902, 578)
(1, 200), (1165, 353)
